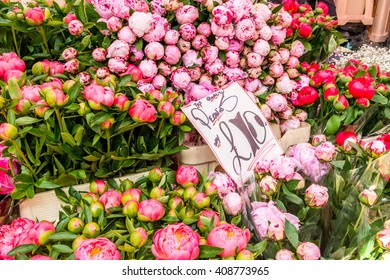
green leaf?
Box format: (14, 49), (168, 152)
(7, 78), (22, 100)
(359, 238), (374, 260)
(47, 20), (64, 27)
(135, 39), (143, 51)
(371, 94), (388, 105)
(198, 245), (224, 259)
(179, 125), (192, 132)
(328, 35), (338, 53)
(302, 41), (312, 51)
(14, 174), (34, 184)
(282, 185), (304, 206)
(325, 115), (341, 135)
(91, 112), (111, 126)
(367, 65), (378, 78)
(218, 51), (226, 62)
(6, 244), (38, 257)
(230, 214), (241, 226)
(246, 240), (267, 255)
(52, 244), (74, 254)
(61, 132), (77, 146)
(271, 3), (284, 14)
(69, 169), (87, 179)
(102, 36), (111, 49)
(66, 81), (82, 105)
(35, 178), (61, 189)
(55, 188), (69, 204)
(49, 232), (78, 241)
(76, 0), (88, 23)
(285, 219), (300, 248)
(344, 106), (358, 125)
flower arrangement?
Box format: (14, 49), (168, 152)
(0, 166), (265, 260)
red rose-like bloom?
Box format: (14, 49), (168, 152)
(295, 86), (319, 106)
(298, 22), (312, 38)
(128, 99), (157, 123)
(348, 77), (375, 100)
(377, 134), (390, 150)
(335, 131), (357, 147)
(282, 0), (300, 13)
(316, 1), (329, 15)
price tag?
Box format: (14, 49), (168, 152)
(182, 82), (283, 184)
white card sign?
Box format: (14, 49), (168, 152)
(182, 82), (284, 184)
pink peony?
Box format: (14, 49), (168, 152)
(246, 52), (264, 68)
(253, 39), (270, 57)
(139, 59), (158, 81)
(170, 67), (191, 90)
(205, 58), (224, 75)
(290, 40), (306, 58)
(296, 242), (321, 260)
(212, 6), (233, 26)
(28, 221), (55, 245)
(192, 34), (208, 50)
(84, 84), (115, 110)
(25, 7), (45, 26)
(118, 26), (137, 45)
(176, 165), (199, 188)
(107, 16), (122, 32)
(201, 46), (219, 64)
(152, 223), (200, 260)
(75, 237), (121, 260)
(207, 223), (250, 257)
(62, 47), (78, 61)
(266, 93), (288, 112)
(269, 156), (296, 181)
(210, 21), (235, 37)
(207, 171), (236, 198)
(315, 141), (336, 162)
(0, 225), (14, 260)
(138, 199), (165, 221)
(143, 14), (169, 43)
(93, 0), (113, 19)
(99, 190), (122, 211)
(182, 50), (203, 68)
(222, 192), (243, 216)
(304, 184), (329, 209)
(175, 5), (199, 24)
(63, 59), (79, 75)
(128, 12), (153, 37)
(92, 48), (107, 62)
(107, 40), (130, 59)
(164, 29), (180, 45)
(68, 20), (84, 36)
(164, 45), (181, 65)
(235, 18), (256, 42)
(271, 25), (287, 45)
(251, 201), (300, 240)
(259, 25), (273, 41)
(179, 23), (197, 41)
(197, 22), (212, 37)
(144, 42), (165, 60)
(275, 249), (296, 260)
(128, 99), (157, 123)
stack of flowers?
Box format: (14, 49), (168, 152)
(0, 166), (265, 260)
(291, 59), (389, 137)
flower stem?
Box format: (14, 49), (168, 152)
(55, 108), (64, 133)
(38, 25), (51, 59)
(156, 119), (164, 139)
(106, 130), (111, 154)
(11, 27), (20, 58)
(354, 204), (365, 231)
(12, 140), (37, 181)
(127, 129), (134, 148)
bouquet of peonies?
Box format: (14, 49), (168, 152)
(0, 166), (268, 260)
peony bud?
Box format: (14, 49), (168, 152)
(28, 221), (55, 245)
(296, 242), (321, 260)
(148, 167), (163, 183)
(359, 189), (378, 207)
(222, 192), (242, 216)
(25, 7), (44, 26)
(236, 250), (254, 260)
(258, 175), (279, 196)
(89, 179), (108, 195)
(82, 222), (101, 238)
(90, 201), (105, 218)
(275, 249), (296, 260)
(304, 184), (329, 209)
(176, 165), (199, 188)
(130, 227), (148, 248)
(0, 123), (18, 141)
(67, 217), (85, 234)
(68, 19), (84, 36)
(333, 95), (349, 111)
(192, 192), (211, 209)
(122, 200), (139, 218)
(121, 188), (141, 204)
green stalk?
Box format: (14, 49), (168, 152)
(55, 108), (64, 133)
(354, 204), (365, 231)
(106, 130), (111, 154)
(11, 27), (20, 58)
(38, 25), (51, 58)
(127, 129), (134, 148)
(12, 140), (37, 180)
(156, 119), (164, 139)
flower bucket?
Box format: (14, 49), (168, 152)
(272, 122), (312, 152)
(18, 171), (149, 223)
(174, 145), (219, 174)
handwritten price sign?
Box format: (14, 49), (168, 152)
(182, 82), (283, 184)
